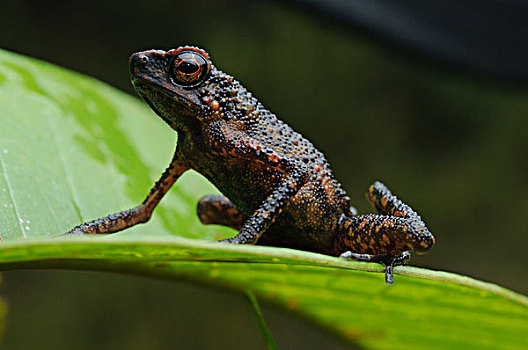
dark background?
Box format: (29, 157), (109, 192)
(1, 1), (527, 348)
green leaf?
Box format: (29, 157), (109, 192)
(0, 49), (229, 242)
(0, 49), (527, 349)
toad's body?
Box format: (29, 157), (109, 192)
(176, 89), (351, 255)
(68, 46), (435, 284)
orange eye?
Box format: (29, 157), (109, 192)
(172, 51), (209, 86)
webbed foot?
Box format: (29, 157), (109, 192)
(340, 251), (411, 285)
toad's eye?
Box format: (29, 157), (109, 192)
(172, 51), (209, 87)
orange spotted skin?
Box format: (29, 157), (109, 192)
(67, 46), (435, 280)
(335, 182), (434, 256)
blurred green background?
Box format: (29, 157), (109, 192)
(1, 0), (527, 348)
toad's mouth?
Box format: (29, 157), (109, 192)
(130, 75), (202, 110)
(130, 76), (203, 131)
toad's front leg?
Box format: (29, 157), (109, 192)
(337, 181), (435, 284)
(219, 173), (304, 245)
(65, 150), (189, 235)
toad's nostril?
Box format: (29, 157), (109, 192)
(130, 53), (148, 64)
(130, 53), (149, 74)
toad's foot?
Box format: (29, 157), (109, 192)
(340, 251), (411, 285)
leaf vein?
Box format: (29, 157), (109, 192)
(0, 152), (26, 237)
(45, 112), (84, 225)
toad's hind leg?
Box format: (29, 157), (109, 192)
(337, 181), (435, 284)
(197, 195), (248, 231)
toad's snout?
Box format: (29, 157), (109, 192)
(129, 52), (149, 75)
(129, 50), (168, 79)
